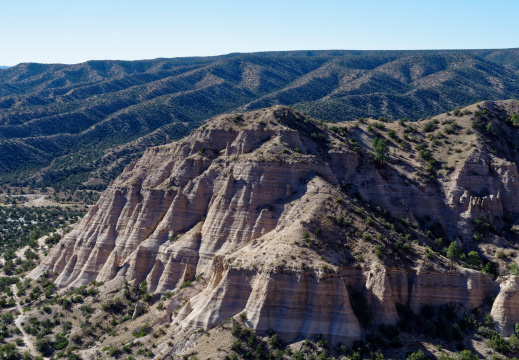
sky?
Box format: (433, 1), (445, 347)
(0, 0), (518, 66)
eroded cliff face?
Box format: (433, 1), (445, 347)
(30, 102), (519, 343)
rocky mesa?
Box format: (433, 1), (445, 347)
(30, 101), (519, 347)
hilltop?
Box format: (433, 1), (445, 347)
(2, 49), (519, 191)
(0, 101), (514, 359)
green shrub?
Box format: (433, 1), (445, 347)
(132, 323), (150, 338)
(372, 137), (389, 163)
(467, 251), (481, 267)
(423, 122), (437, 133)
(53, 333), (68, 350)
(231, 341), (241, 351)
(375, 246), (383, 258)
(36, 337), (54, 356)
(447, 242), (462, 262)
(269, 333), (279, 348)
(488, 331), (510, 354)
(231, 324), (241, 337)
(509, 334), (519, 351)
(482, 262), (498, 280)
(348, 352), (361, 360)
(407, 350), (427, 360)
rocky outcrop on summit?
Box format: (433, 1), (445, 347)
(30, 101), (519, 343)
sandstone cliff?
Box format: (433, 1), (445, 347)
(30, 102), (519, 344)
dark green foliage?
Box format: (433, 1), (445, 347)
(372, 137), (389, 163)
(482, 262), (498, 280)
(467, 251), (481, 267)
(507, 113), (519, 127)
(231, 324), (241, 337)
(54, 333), (68, 350)
(2, 50), (519, 190)
(36, 336), (54, 356)
(0, 343), (18, 360)
(396, 303), (472, 342)
(478, 326), (511, 354)
(132, 323), (150, 338)
(439, 350), (480, 360)
(0, 206), (85, 253)
(45, 233), (62, 247)
(423, 121), (438, 133)
(269, 333), (279, 348)
(447, 241), (462, 262)
(102, 297), (124, 313)
(407, 350), (427, 360)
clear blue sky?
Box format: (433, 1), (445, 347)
(1, 0), (518, 66)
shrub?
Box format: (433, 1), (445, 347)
(36, 337), (54, 356)
(349, 352), (361, 360)
(132, 323), (150, 338)
(423, 122), (437, 133)
(467, 251), (481, 267)
(482, 262), (498, 280)
(102, 297), (124, 313)
(407, 350), (427, 360)
(270, 333), (279, 348)
(109, 347), (122, 357)
(71, 333), (82, 344)
(484, 314), (494, 328)
(181, 281), (192, 289)
(53, 333), (68, 350)
(231, 341), (242, 351)
(439, 350), (479, 360)
(247, 332), (255, 347)
(231, 324), (241, 337)
(372, 137), (389, 163)
(488, 331), (510, 354)
(447, 242), (462, 262)
(509, 334), (519, 351)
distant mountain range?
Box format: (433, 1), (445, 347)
(0, 66), (9, 69)
(2, 48), (519, 190)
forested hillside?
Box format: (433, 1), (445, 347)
(2, 49), (519, 190)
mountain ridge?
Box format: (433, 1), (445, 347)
(2, 49), (519, 191)
(26, 101), (519, 356)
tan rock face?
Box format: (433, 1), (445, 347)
(491, 277), (519, 336)
(29, 104), (519, 343)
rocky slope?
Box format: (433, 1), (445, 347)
(30, 102), (519, 348)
